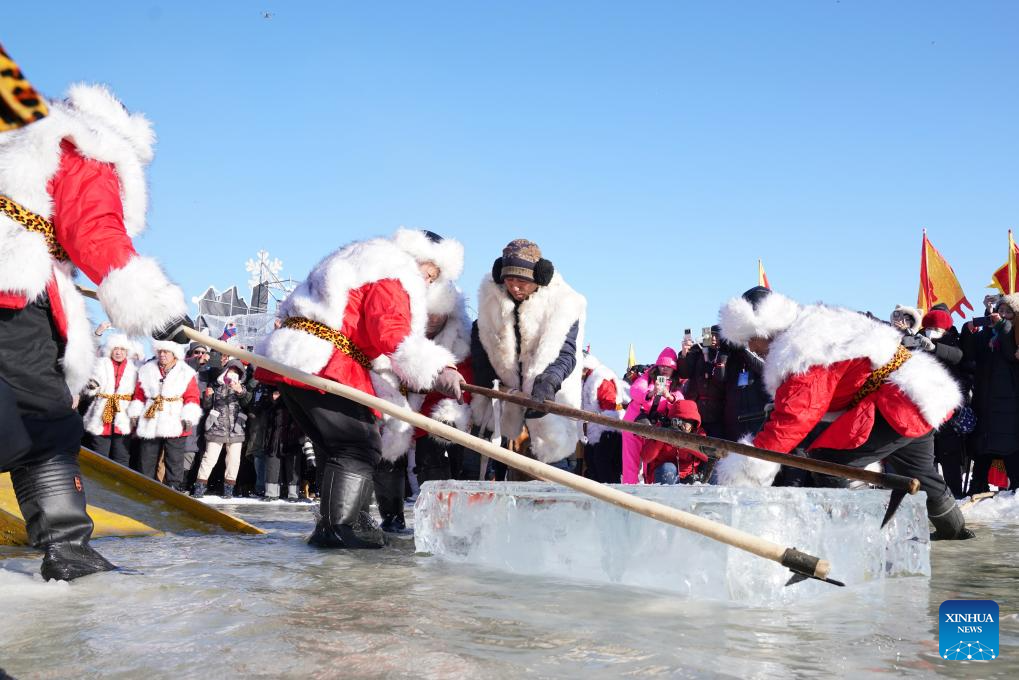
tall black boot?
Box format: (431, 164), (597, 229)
(308, 464), (387, 549)
(373, 462), (406, 532)
(928, 492), (975, 541)
(11, 454), (117, 581)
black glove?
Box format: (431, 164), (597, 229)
(152, 315), (195, 344)
(525, 378), (556, 419)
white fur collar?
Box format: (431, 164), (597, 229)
(764, 304), (962, 427)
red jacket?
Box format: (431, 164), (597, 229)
(414, 359), (473, 439)
(1, 141), (138, 319)
(256, 279), (418, 413)
(754, 358), (940, 454)
(640, 434), (708, 483)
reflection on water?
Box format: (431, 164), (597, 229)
(1, 503), (1016, 679)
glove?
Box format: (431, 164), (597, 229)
(434, 367), (465, 402)
(181, 420), (193, 432)
(525, 378), (556, 419)
(152, 315), (195, 344)
(900, 334), (920, 349)
(915, 335), (935, 352)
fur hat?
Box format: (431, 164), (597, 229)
(391, 228), (464, 283)
(425, 280), (461, 318)
(921, 309), (953, 331)
(891, 305), (922, 334)
(102, 333), (133, 357)
(718, 289), (801, 347)
(491, 238), (555, 286)
(997, 293), (1019, 314)
(152, 340), (186, 360)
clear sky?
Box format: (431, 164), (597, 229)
(6, 1), (1018, 374)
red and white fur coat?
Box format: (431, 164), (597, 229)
(82, 334), (138, 436)
(127, 344), (202, 440)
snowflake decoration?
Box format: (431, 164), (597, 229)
(246, 249), (284, 288)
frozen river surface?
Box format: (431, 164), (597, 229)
(2, 497), (1018, 679)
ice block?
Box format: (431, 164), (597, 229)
(413, 481), (930, 604)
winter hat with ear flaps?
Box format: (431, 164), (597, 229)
(718, 286), (801, 348)
(891, 304), (923, 334)
(491, 239), (555, 286)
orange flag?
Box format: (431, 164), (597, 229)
(758, 259), (770, 289)
(989, 230), (1019, 295)
(917, 230), (973, 318)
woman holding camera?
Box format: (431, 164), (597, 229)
(621, 347), (685, 483)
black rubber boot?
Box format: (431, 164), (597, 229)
(929, 493), (975, 541)
(308, 465), (387, 549)
(373, 463), (406, 532)
(11, 454), (117, 581)
(191, 480), (207, 498)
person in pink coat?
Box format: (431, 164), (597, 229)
(621, 347), (685, 483)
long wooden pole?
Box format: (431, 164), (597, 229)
(175, 327), (838, 583)
(463, 384), (921, 495)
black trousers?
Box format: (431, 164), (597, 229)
(810, 413), (953, 514)
(279, 385), (379, 478)
(585, 431), (623, 483)
(137, 437), (189, 486)
(89, 433), (131, 467)
(264, 450), (301, 489)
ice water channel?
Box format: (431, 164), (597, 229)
(2, 493), (1018, 679)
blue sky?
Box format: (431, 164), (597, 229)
(6, 1), (1018, 373)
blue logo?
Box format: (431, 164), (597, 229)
(939, 600), (999, 661)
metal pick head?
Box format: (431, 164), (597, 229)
(881, 489), (907, 529)
(785, 572), (846, 588)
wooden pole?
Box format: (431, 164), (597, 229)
(177, 327), (837, 583)
(464, 383), (921, 495)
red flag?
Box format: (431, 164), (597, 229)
(989, 230), (1019, 295)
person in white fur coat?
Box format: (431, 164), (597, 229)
(580, 352), (630, 482)
(81, 334), (138, 466)
(255, 228), (467, 549)
(128, 341), (202, 490)
(470, 239), (586, 468)
(714, 286), (973, 541)
(0, 53), (190, 581)
(371, 279), (472, 532)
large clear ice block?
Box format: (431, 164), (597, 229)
(414, 481), (930, 604)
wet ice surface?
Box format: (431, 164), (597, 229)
(415, 482), (930, 604)
(2, 493), (1018, 679)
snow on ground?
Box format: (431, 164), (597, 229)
(961, 489), (1019, 523)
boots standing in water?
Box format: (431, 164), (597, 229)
(0, 49), (192, 580)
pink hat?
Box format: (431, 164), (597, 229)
(655, 347), (678, 370)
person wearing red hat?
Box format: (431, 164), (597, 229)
(1, 46), (191, 580)
(640, 399), (709, 484)
(620, 347), (685, 483)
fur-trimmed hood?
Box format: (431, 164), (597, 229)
(763, 303), (962, 427)
(428, 284), (471, 363)
(892, 304), (923, 335)
(152, 340), (187, 361)
(581, 354), (628, 442)
(998, 293), (1019, 314)
(102, 333), (134, 357)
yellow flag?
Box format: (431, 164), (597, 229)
(917, 229), (972, 317)
(627, 343), (637, 369)
(758, 259), (770, 289)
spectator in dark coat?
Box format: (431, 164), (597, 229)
(965, 294), (1019, 493)
(192, 359), (252, 498)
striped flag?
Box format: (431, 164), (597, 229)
(219, 323), (238, 341)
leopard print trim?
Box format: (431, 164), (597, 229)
(851, 345), (912, 407)
(281, 317), (373, 370)
(0, 42), (49, 131)
(0, 195), (69, 261)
